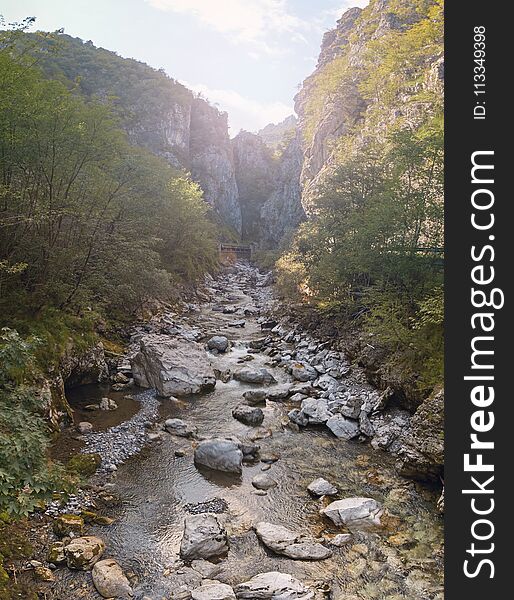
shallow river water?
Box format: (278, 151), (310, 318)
(58, 266), (443, 600)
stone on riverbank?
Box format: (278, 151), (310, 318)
(165, 418), (197, 438)
(194, 438), (243, 474)
(290, 362), (318, 382)
(243, 389), (267, 406)
(321, 497), (382, 528)
(207, 336), (230, 353)
(235, 571), (313, 599)
(254, 522), (331, 561)
(64, 536), (105, 570)
(251, 474), (277, 490)
(92, 559), (132, 598)
(326, 415), (360, 440)
(180, 513), (229, 560)
(191, 582), (236, 600)
(131, 334), (216, 397)
(233, 367), (276, 385)
(307, 478), (338, 497)
(232, 404), (264, 426)
(53, 514), (84, 538)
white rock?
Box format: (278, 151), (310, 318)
(131, 334), (216, 397)
(300, 398), (331, 424)
(307, 478), (338, 497)
(235, 571), (314, 599)
(192, 582), (236, 600)
(92, 559), (132, 598)
(180, 513), (229, 560)
(77, 421), (93, 434)
(321, 497), (382, 528)
(254, 522), (331, 561)
(326, 415), (360, 439)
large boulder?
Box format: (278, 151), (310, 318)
(290, 362), (318, 382)
(326, 415), (360, 440)
(299, 398), (331, 425)
(64, 536), (105, 570)
(321, 497), (382, 528)
(131, 334), (216, 397)
(180, 513), (229, 561)
(207, 336), (230, 353)
(394, 387), (444, 481)
(194, 438), (243, 474)
(232, 404), (264, 426)
(92, 559), (132, 598)
(233, 368), (276, 385)
(192, 583), (236, 600)
(254, 522), (331, 561)
(235, 572), (313, 599)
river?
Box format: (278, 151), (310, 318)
(55, 263), (443, 600)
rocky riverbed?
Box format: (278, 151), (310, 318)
(28, 263), (443, 599)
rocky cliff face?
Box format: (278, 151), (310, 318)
(259, 131), (304, 246)
(231, 129), (304, 246)
(189, 99), (242, 233)
(295, 0), (444, 212)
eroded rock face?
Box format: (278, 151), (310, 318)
(92, 559), (132, 598)
(190, 98), (241, 233)
(321, 497), (382, 528)
(64, 536), (105, 570)
(234, 571), (313, 599)
(395, 387), (444, 481)
(295, 1), (443, 214)
(254, 522), (332, 561)
(260, 132), (305, 246)
(131, 334), (216, 397)
(180, 513), (229, 561)
(194, 438), (243, 474)
(60, 342), (109, 387)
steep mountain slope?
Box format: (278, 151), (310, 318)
(257, 114), (297, 150)
(295, 0), (444, 212)
(29, 34), (307, 241)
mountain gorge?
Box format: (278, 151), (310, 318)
(0, 3), (446, 595)
(31, 34), (304, 243)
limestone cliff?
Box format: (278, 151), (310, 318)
(259, 131), (304, 247)
(295, 0), (444, 212)
(189, 99), (242, 233)
(231, 128), (304, 246)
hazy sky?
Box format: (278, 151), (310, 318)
(1, 0), (368, 133)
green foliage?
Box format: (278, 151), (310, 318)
(279, 0), (444, 391)
(0, 26), (218, 326)
(0, 20), (220, 517)
(66, 453), (101, 478)
(0, 330), (72, 516)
